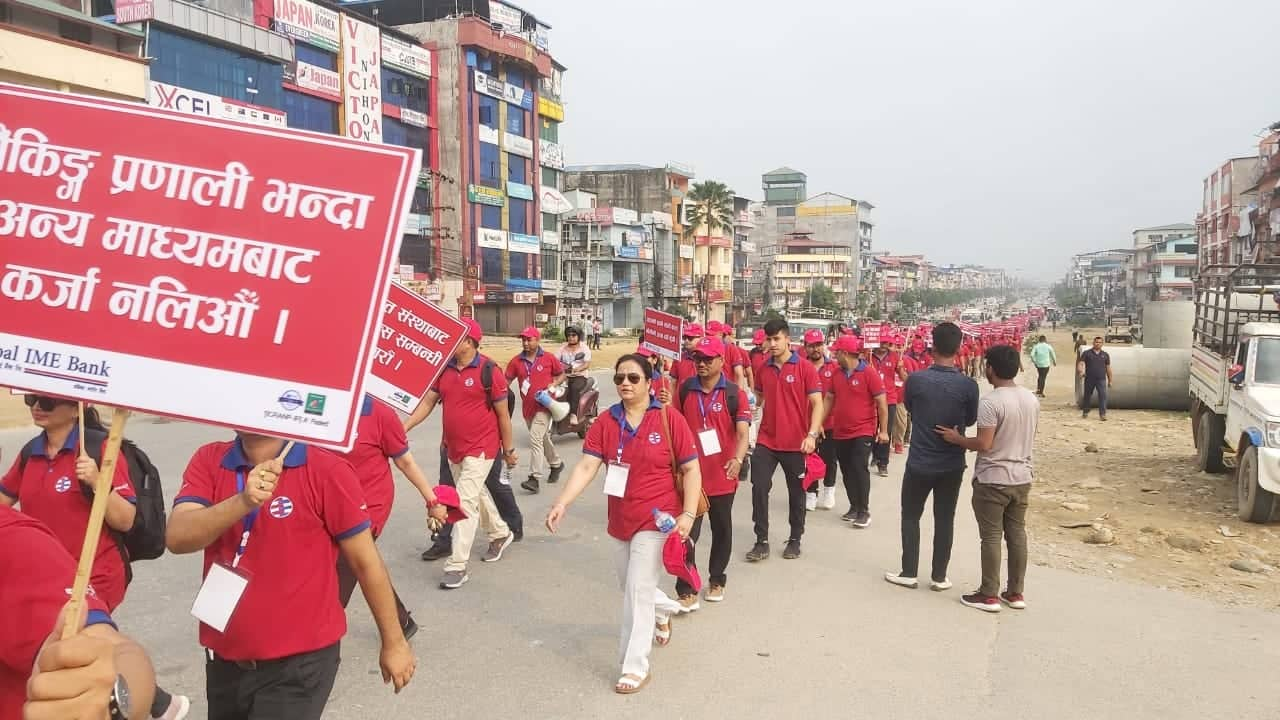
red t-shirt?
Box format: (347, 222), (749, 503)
(582, 400), (698, 541)
(0, 507), (115, 720)
(338, 396), (410, 536)
(174, 441), (371, 661)
(650, 373), (671, 402)
(676, 378), (751, 497)
(0, 428), (136, 611)
(671, 352), (697, 389)
(722, 341), (746, 381)
(870, 352), (904, 405)
(753, 351), (822, 452)
(505, 349), (564, 422)
(811, 358), (840, 431)
(433, 354), (508, 464)
(749, 347), (768, 378)
(826, 361), (886, 439)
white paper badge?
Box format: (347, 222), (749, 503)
(604, 463), (630, 497)
(521, 378), (531, 395)
(190, 563), (249, 633)
(698, 428), (722, 456)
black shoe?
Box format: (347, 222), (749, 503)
(745, 541), (770, 562)
(402, 617), (419, 641)
(521, 475), (540, 494)
(547, 464), (564, 484)
(420, 542), (451, 561)
(1082, 410), (1089, 418)
(782, 539), (801, 559)
(852, 511), (872, 529)
(512, 528), (524, 542)
(841, 509), (858, 522)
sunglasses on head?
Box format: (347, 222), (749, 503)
(612, 372), (645, 386)
(24, 395), (70, 411)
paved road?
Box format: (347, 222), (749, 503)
(4, 371), (1278, 719)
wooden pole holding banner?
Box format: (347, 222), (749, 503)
(77, 401), (86, 456)
(62, 407), (130, 639)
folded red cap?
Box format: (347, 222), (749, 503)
(432, 485), (469, 524)
(663, 532), (701, 593)
(803, 329), (825, 345)
(804, 453), (826, 491)
(636, 345), (656, 357)
(518, 326), (541, 339)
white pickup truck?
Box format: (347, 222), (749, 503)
(1190, 264), (1280, 523)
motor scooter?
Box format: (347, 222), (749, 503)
(548, 353), (600, 438)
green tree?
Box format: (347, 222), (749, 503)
(685, 180), (735, 321)
(808, 282), (840, 313)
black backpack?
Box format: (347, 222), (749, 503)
(19, 427), (167, 578)
(678, 377), (741, 419)
(479, 357), (518, 416)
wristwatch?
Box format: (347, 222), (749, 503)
(109, 674), (131, 720)
(807, 431), (820, 439)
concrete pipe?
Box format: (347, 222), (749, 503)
(1074, 347), (1191, 411)
(1140, 301), (1194, 349)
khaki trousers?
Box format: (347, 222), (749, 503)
(444, 455), (510, 572)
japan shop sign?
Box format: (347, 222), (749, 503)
(0, 83), (419, 450)
(272, 0), (340, 51)
(366, 282), (465, 414)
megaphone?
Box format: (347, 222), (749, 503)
(535, 389), (572, 422)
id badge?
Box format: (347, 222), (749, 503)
(604, 462), (630, 497)
(521, 378), (531, 395)
(895, 379), (904, 388)
(698, 428), (722, 456)
(191, 563), (249, 633)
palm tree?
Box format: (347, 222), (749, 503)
(685, 180), (735, 322)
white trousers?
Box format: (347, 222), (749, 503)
(614, 531), (682, 677)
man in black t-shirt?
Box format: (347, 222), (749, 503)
(1076, 336), (1112, 421)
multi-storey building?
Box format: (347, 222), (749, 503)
(2, 0), (147, 100)
(774, 233), (854, 309)
(1244, 126), (1280, 264)
(1197, 159), (1260, 269)
(732, 195), (754, 322)
(558, 190), (656, 329)
(1131, 236), (1197, 302)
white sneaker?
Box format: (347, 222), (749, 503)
(157, 694), (191, 720)
(818, 486), (836, 510)
(805, 492), (818, 511)
(884, 572), (919, 589)
(930, 578), (953, 592)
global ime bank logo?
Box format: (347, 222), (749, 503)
(278, 390), (304, 411)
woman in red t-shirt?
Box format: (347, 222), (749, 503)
(546, 355), (703, 695)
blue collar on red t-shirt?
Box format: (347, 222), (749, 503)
(445, 353), (484, 370)
(843, 360), (869, 378)
(607, 398), (664, 431)
(220, 438), (309, 470)
(28, 425), (81, 457)
(683, 375), (728, 394)
(361, 394), (374, 416)
(766, 350), (801, 368)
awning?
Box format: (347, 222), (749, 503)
(540, 186), (574, 215)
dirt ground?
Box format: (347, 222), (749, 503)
(1024, 329), (1280, 609)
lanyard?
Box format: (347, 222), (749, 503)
(232, 469), (258, 569)
(614, 412), (643, 463)
(695, 388), (721, 428)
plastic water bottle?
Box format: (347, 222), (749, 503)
(652, 508), (676, 533)
(748, 391), (757, 410)
(500, 464), (512, 486)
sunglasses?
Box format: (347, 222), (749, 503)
(23, 394), (70, 411)
(612, 372), (645, 386)
(692, 354), (717, 364)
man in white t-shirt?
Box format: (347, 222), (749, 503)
(936, 343), (1038, 613)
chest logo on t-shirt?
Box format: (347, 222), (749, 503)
(268, 496), (294, 519)
(648, 432), (661, 444)
(535, 364), (544, 373)
(711, 402), (723, 412)
(785, 374), (795, 383)
(54, 476), (72, 493)
(464, 378), (475, 387)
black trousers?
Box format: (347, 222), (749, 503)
(206, 643), (340, 720)
(812, 435), (838, 489)
(565, 374), (588, 415)
(336, 530), (411, 628)
(1035, 366), (1050, 394)
(676, 492), (734, 595)
(899, 467), (964, 582)
(750, 445), (807, 542)
(433, 445), (524, 545)
(834, 436), (873, 513)
(873, 404), (897, 467)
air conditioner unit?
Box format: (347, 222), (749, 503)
(535, 313), (549, 323)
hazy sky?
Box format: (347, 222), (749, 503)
(547, 0), (1279, 281)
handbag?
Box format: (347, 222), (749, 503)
(660, 406), (710, 518)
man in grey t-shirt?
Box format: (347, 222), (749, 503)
(938, 343), (1039, 613)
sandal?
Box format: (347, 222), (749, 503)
(654, 618), (672, 647)
(614, 672), (650, 694)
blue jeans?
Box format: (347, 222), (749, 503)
(1082, 376), (1108, 416)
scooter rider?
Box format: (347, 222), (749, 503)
(557, 326), (592, 426)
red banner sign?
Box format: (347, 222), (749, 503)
(0, 83), (419, 450)
(862, 322), (884, 348)
(641, 307), (683, 361)
(366, 283), (467, 414)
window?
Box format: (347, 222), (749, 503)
(541, 213), (557, 234)
(410, 186), (431, 216)
(480, 204), (501, 230)
(478, 142), (500, 188)
(283, 90), (338, 134)
(382, 118), (426, 159)
(540, 118), (559, 143)
(382, 68), (428, 114)
(508, 154), (527, 183)
(482, 247), (503, 283)
(776, 206), (796, 217)
(148, 28), (284, 109)
(542, 250), (559, 280)
(1174, 243), (1196, 255)
(478, 95), (498, 128)
(510, 253), (530, 279)
(541, 167), (559, 187)
(506, 107), (525, 135)
(1174, 265), (1193, 278)
(399, 234), (434, 275)
(58, 20), (91, 44)
(505, 68), (525, 91)
(296, 45), (337, 71)
(509, 198), (529, 234)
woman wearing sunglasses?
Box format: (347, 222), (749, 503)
(545, 355), (703, 695)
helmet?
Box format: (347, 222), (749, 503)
(565, 326), (582, 339)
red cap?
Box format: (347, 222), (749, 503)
(803, 329), (825, 345)
(694, 336), (725, 358)
(461, 318), (482, 343)
(803, 453), (826, 491)
(752, 329), (766, 345)
(636, 345), (656, 358)
(432, 485), (469, 524)
(663, 533), (701, 593)
(832, 335), (862, 354)
(518, 326), (541, 339)
(705, 320), (726, 335)
(682, 323), (704, 339)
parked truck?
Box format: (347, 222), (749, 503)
(1104, 314), (1137, 344)
(1189, 263), (1280, 523)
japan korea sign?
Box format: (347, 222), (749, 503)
(0, 83), (419, 450)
